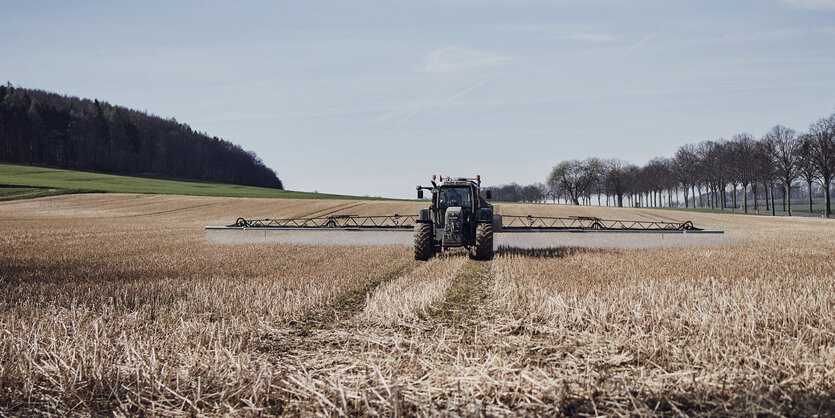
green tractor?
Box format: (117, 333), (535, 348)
(414, 175), (501, 261)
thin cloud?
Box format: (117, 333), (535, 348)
(495, 23), (615, 43)
(421, 45), (508, 73)
(558, 33), (616, 43)
(782, 0), (835, 9)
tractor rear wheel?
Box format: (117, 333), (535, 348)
(471, 222), (493, 260)
(414, 223), (433, 260)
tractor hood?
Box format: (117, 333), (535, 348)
(442, 206), (463, 246)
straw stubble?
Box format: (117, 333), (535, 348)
(0, 194), (833, 415)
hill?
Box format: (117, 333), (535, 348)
(0, 84), (282, 189)
(0, 163), (376, 200)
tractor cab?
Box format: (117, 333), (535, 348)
(416, 176), (488, 224)
(438, 185), (473, 210)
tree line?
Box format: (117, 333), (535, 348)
(0, 84), (283, 189)
(490, 112), (835, 218)
(486, 182), (551, 203)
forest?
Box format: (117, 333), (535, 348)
(490, 112), (835, 218)
(0, 84), (282, 189)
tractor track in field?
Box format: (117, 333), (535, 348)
(430, 258), (494, 327)
(293, 201), (367, 219)
(259, 255), (495, 356)
(257, 258), (420, 357)
(256, 252), (496, 349)
(260, 256), (498, 414)
(299, 259), (419, 327)
(120, 200), (236, 218)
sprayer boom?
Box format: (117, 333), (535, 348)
(206, 214), (720, 233)
(205, 174), (724, 260)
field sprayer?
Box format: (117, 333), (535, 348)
(205, 175), (723, 260)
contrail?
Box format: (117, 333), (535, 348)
(395, 77), (489, 127)
(443, 78), (489, 103)
(592, 32), (656, 74)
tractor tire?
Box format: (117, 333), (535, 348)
(471, 222), (493, 260)
(414, 223), (433, 261)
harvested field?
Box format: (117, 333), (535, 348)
(1, 194), (834, 415)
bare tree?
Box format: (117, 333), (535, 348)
(717, 140), (735, 210)
(642, 158), (666, 207)
(809, 114), (835, 218)
(730, 133), (757, 213)
(659, 158), (678, 207)
(602, 159), (631, 207)
(797, 134), (818, 214)
(764, 125), (801, 216)
(643, 157), (676, 207)
(488, 183), (522, 202)
(674, 144), (699, 208)
(623, 164), (642, 207)
(548, 159), (599, 205)
(535, 183), (550, 203)
(754, 139), (778, 215)
(520, 183), (546, 203)
(585, 158), (605, 206)
(697, 141), (723, 209)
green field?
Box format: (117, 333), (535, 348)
(0, 163), (382, 200)
(637, 197), (831, 217)
(749, 198), (828, 214)
(651, 206), (748, 215)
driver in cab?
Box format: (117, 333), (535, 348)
(440, 188), (471, 208)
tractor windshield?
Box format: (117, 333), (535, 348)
(438, 187), (473, 209)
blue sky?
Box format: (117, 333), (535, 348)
(3, 0), (834, 198)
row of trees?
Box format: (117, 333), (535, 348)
(544, 113), (835, 217)
(0, 84), (283, 189)
(486, 182), (550, 203)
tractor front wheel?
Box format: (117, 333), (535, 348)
(471, 222), (493, 260)
(414, 223), (433, 260)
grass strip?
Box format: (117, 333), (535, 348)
(432, 258), (492, 325)
(0, 185), (83, 201)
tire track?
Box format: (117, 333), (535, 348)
(262, 255), (492, 414)
(267, 255), (495, 414)
(292, 201), (366, 219)
(259, 258), (420, 357)
(121, 200), (235, 218)
(360, 255), (466, 325)
(301, 258), (418, 327)
(431, 258), (493, 326)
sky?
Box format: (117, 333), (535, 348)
(2, 0), (835, 198)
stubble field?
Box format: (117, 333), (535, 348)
(1, 194), (833, 415)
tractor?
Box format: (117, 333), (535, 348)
(414, 175), (500, 260)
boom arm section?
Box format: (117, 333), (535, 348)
(208, 214), (416, 231)
(498, 215), (715, 232)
